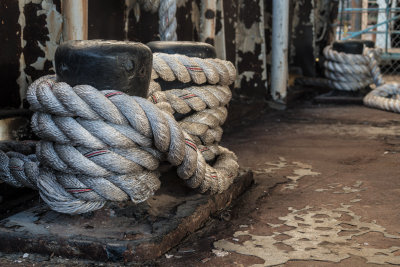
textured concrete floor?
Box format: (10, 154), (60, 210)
(1, 104), (400, 266)
(156, 104), (400, 266)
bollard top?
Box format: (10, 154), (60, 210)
(55, 40), (153, 97)
(332, 40), (375, 55)
(147, 41), (217, 59)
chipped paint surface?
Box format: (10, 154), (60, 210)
(252, 157), (287, 175)
(215, 163), (400, 266)
(214, 0), (226, 59)
(252, 158), (319, 190)
(282, 161), (320, 190)
(16, 0), (30, 104)
(214, 201), (400, 266)
(199, 0), (216, 45)
(215, 157), (400, 266)
(16, 0), (62, 106)
(316, 180), (366, 194)
(235, 0), (267, 97)
(5, 0), (274, 106)
(36, 0), (62, 70)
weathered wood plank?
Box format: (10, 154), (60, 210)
(0, 170), (253, 262)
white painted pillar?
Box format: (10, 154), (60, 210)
(62, 0), (88, 40)
(376, 0), (390, 49)
(200, 0), (216, 44)
(214, 0), (226, 59)
(271, 0), (289, 104)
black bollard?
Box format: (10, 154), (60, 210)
(147, 41), (217, 59)
(332, 40), (375, 55)
(55, 40), (153, 98)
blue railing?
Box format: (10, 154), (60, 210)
(338, 0), (400, 61)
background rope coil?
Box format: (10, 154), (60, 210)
(0, 54), (239, 214)
(364, 83), (400, 113)
(322, 45), (383, 91)
(296, 43), (400, 113)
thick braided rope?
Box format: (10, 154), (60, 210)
(364, 83), (400, 113)
(149, 53), (236, 161)
(361, 48), (400, 113)
(365, 47), (385, 87)
(0, 75), (239, 214)
(159, 0), (177, 41)
(148, 84), (231, 161)
(323, 45), (376, 91)
(152, 53), (236, 86)
(295, 44), (400, 113)
(296, 45), (383, 91)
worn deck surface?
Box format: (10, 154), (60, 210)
(1, 103), (400, 266)
(155, 104), (400, 267)
(0, 170), (253, 263)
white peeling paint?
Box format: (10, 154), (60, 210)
(199, 0), (216, 43)
(215, 203), (400, 266)
(252, 157), (287, 175)
(235, 0), (267, 92)
(30, 57), (47, 70)
(239, 71), (255, 82)
(214, 0), (226, 59)
(258, 0), (267, 84)
(17, 0), (29, 107)
(191, 1), (200, 36)
(17, 0), (62, 106)
(282, 161), (320, 190)
(316, 181), (366, 194)
(236, 22), (263, 54)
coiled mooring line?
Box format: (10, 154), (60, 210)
(0, 53), (239, 214)
(297, 44), (400, 113)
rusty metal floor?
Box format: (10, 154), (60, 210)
(1, 104), (400, 266)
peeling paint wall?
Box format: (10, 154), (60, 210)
(0, 0), (61, 109)
(289, 0), (316, 77)
(18, 0), (62, 107)
(235, 0), (267, 97)
(0, 0), (328, 108)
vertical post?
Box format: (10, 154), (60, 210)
(62, 0), (88, 40)
(271, 0), (289, 104)
(200, 0), (217, 45)
(385, 0), (390, 53)
(339, 0), (344, 40)
(351, 0), (362, 39)
(361, 0), (368, 40)
(214, 0), (226, 59)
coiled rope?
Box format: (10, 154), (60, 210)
(138, 0), (177, 41)
(297, 44), (400, 113)
(0, 53), (239, 214)
(363, 83), (400, 113)
(323, 45), (384, 91)
(297, 45), (384, 91)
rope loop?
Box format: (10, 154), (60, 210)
(0, 74), (239, 214)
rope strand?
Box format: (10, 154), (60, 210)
(0, 54), (239, 215)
